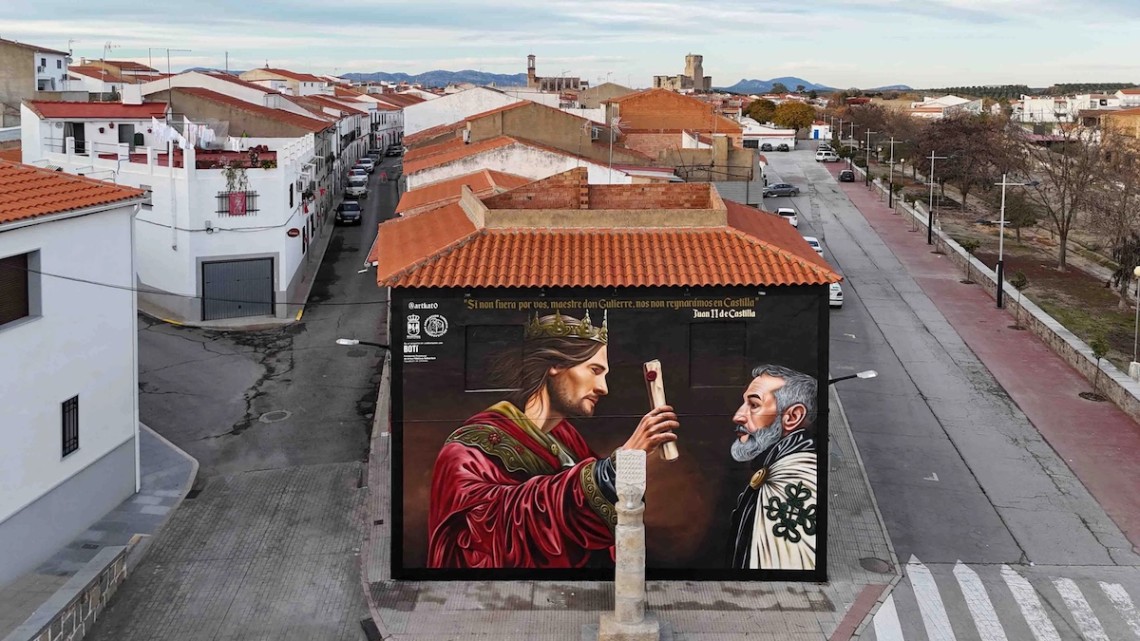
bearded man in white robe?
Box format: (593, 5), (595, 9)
(727, 364), (818, 570)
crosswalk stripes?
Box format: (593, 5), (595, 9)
(1053, 577), (1110, 641)
(907, 556), (957, 641)
(954, 562), (1007, 641)
(1101, 581), (1140, 637)
(1000, 564), (1061, 641)
(862, 559), (1140, 641)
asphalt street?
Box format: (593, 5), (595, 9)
(88, 157), (401, 641)
(764, 149), (1140, 639)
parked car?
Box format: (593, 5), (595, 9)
(357, 157), (376, 173)
(803, 235), (823, 256)
(385, 145), (403, 157)
(776, 143), (791, 152)
(336, 200), (363, 225)
(829, 282), (844, 308)
(763, 183), (800, 198)
(349, 167), (368, 179)
(776, 207), (799, 228)
(347, 175), (368, 198)
(366, 149), (383, 162)
(838, 169), (856, 182)
(818, 142), (833, 151)
(760, 143), (773, 152)
(815, 150), (840, 162)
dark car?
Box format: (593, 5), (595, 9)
(760, 143), (773, 152)
(838, 169), (855, 182)
(776, 143), (791, 152)
(336, 200), (363, 226)
(385, 145), (403, 157)
(763, 182), (800, 198)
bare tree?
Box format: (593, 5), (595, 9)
(922, 114), (1019, 211)
(1096, 133), (1140, 307)
(1020, 124), (1107, 271)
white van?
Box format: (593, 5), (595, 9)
(815, 150), (840, 163)
(347, 175), (368, 198)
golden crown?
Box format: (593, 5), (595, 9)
(525, 309), (608, 344)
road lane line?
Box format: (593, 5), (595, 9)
(1000, 565), (1061, 641)
(954, 562), (1008, 640)
(1054, 578), (1109, 641)
(1099, 581), (1140, 637)
(908, 556), (957, 641)
(873, 594), (905, 641)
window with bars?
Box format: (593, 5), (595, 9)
(215, 191), (259, 216)
(62, 396), (79, 457)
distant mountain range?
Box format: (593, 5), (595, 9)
(718, 77), (913, 94)
(342, 70), (528, 87)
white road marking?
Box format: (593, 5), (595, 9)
(924, 472), (940, 482)
(873, 594), (905, 641)
(908, 556), (957, 641)
(1053, 578), (1109, 641)
(1000, 565), (1061, 641)
(1099, 581), (1140, 637)
(954, 561), (1008, 640)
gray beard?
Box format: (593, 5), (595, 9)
(730, 417), (783, 463)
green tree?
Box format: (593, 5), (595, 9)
(989, 190), (1039, 244)
(959, 238), (981, 283)
(1009, 271), (1029, 329)
(808, 90), (818, 99)
(796, 84), (806, 93)
(772, 102), (816, 132)
(747, 99), (777, 123)
(771, 82), (789, 94)
(1110, 232), (1140, 312)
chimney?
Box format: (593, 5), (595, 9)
(577, 167), (589, 209)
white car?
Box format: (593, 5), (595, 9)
(815, 150), (840, 162)
(803, 236), (823, 256)
(776, 207), (799, 228)
(346, 175), (368, 198)
(356, 157), (376, 173)
(829, 282), (844, 308)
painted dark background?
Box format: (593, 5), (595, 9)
(392, 285), (828, 579)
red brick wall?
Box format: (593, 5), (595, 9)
(588, 183), (710, 209)
(482, 167), (587, 209)
(621, 133), (680, 157)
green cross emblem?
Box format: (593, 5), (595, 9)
(764, 481), (816, 543)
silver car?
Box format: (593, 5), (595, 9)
(763, 183), (800, 197)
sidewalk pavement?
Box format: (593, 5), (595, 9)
(0, 425), (197, 639)
(360, 355), (900, 641)
(827, 162), (1140, 553)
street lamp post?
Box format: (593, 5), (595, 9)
(883, 137), (907, 209)
(926, 151), (949, 245)
(995, 174), (1039, 308)
(864, 130), (876, 187)
(1132, 266), (1140, 367)
(336, 338), (389, 349)
(828, 370), (879, 385)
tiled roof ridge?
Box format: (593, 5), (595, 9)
(382, 227), (486, 285)
(721, 227), (838, 282)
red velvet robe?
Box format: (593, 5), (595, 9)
(427, 404), (616, 569)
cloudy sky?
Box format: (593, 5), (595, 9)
(3, 0), (1137, 89)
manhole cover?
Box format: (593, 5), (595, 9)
(1078, 392), (1107, 403)
(859, 557), (894, 574)
(259, 410), (293, 424)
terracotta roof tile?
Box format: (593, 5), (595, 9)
(176, 88), (332, 132)
(0, 160), (143, 224)
(103, 60), (159, 73)
(605, 88), (742, 134)
(395, 169), (531, 214)
(404, 121), (465, 146)
(371, 93), (425, 108)
(372, 203), (477, 276)
(403, 136), (518, 174)
(26, 101), (168, 119)
(0, 147), (22, 163)
(204, 72), (275, 93)
(305, 94), (368, 115)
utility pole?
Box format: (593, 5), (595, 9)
(926, 151), (949, 245)
(863, 130), (876, 187)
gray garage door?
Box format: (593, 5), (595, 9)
(201, 258), (274, 321)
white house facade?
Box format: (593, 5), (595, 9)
(403, 87), (522, 136)
(22, 102), (325, 324)
(0, 161), (143, 585)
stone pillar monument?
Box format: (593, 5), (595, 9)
(597, 449), (661, 641)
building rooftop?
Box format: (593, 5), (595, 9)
(395, 169), (531, 215)
(305, 94), (369, 115)
(173, 88), (333, 132)
(0, 160), (143, 225)
(25, 101), (169, 120)
(0, 37), (69, 57)
(256, 68), (328, 84)
(372, 168), (838, 288)
(101, 60), (159, 73)
(603, 88), (743, 134)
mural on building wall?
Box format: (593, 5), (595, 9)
(392, 287), (828, 580)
